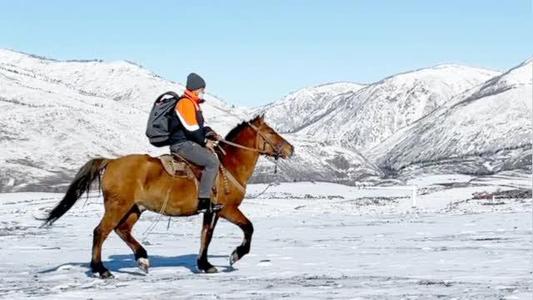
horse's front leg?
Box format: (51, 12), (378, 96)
(222, 207), (254, 266)
(197, 211), (220, 273)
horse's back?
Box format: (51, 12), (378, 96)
(103, 154), (162, 187)
(102, 153), (198, 214)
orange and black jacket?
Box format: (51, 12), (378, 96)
(168, 89), (215, 146)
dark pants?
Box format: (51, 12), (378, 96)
(169, 141), (220, 199)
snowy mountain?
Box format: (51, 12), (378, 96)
(295, 64), (501, 151)
(0, 48), (530, 192)
(370, 59), (532, 177)
(253, 64), (522, 184)
(0, 49), (374, 192)
(256, 82), (366, 133)
(0, 49), (246, 192)
(250, 134), (383, 184)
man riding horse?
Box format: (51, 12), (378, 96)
(42, 74), (294, 278)
(167, 73), (223, 214)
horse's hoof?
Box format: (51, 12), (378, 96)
(137, 257), (150, 274)
(229, 250), (240, 266)
(100, 270), (114, 279)
(197, 259), (218, 274)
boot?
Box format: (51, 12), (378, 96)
(197, 197), (223, 214)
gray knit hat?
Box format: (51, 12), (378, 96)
(186, 73), (206, 91)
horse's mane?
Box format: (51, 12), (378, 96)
(224, 115), (262, 141)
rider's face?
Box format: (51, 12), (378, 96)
(194, 88), (205, 99)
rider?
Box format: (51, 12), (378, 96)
(168, 73), (224, 214)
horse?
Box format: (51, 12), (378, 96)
(42, 115), (294, 278)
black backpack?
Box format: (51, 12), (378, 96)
(146, 91), (181, 147)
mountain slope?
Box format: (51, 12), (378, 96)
(0, 48), (530, 192)
(0, 49), (246, 192)
(251, 134), (382, 184)
(257, 82), (366, 133)
(371, 59), (532, 177)
(0, 49), (378, 192)
(0, 49), (239, 117)
(298, 65), (500, 151)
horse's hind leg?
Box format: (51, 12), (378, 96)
(114, 205), (149, 273)
(91, 194), (133, 279)
(197, 212), (220, 273)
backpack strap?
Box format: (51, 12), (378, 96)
(156, 91), (181, 103)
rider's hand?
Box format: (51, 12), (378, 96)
(206, 131), (223, 141)
(205, 140), (218, 151)
(213, 133), (223, 141)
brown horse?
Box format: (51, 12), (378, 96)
(43, 115), (294, 278)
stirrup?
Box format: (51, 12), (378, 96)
(197, 198), (223, 214)
(210, 203), (224, 212)
(197, 204), (223, 214)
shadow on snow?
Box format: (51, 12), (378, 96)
(38, 253), (236, 277)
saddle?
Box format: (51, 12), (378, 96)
(157, 153), (245, 196)
(157, 153), (199, 179)
(157, 154), (223, 196)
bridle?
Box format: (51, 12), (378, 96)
(217, 121), (289, 173)
(212, 121), (290, 196)
(218, 122), (287, 158)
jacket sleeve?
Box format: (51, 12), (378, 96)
(175, 99), (207, 146)
(204, 126), (219, 139)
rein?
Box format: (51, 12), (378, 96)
(218, 121), (285, 173)
(219, 122), (285, 157)
(215, 121), (286, 194)
(218, 139), (265, 154)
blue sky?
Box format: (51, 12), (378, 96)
(0, 0), (531, 107)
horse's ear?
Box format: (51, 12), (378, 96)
(253, 113), (265, 124)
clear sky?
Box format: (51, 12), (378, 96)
(0, 0), (531, 107)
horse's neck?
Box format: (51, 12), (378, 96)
(221, 130), (260, 184)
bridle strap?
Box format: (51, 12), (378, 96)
(214, 125), (261, 195)
(246, 122), (282, 153)
(218, 121), (285, 156)
(218, 139), (268, 154)
(215, 121), (287, 192)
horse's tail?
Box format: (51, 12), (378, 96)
(42, 158), (110, 227)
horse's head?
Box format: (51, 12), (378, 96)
(248, 114), (294, 159)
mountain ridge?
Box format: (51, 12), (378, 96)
(0, 48), (530, 192)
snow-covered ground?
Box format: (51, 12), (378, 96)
(0, 175), (531, 299)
